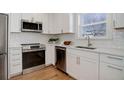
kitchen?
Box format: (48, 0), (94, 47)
(0, 13), (124, 80)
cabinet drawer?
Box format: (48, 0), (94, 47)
(10, 63), (22, 74)
(11, 53), (21, 56)
(10, 56), (22, 62)
(10, 50), (22, 55)
(100, 54), (124, 67)
(67, 48), (99, 60)
(100, 62), (124, 80)
(9, 48), (22, 54)
(10, 54), (22, 59)
(11, 62), (22, 67)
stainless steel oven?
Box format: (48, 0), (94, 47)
(23, 50), (45, 69)
(22, 43), (45, 74)
(55, 46), (66, 72)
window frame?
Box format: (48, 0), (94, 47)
(77, 13), (113, 39)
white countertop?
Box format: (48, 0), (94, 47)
(9, 43), (124, 57)
(68, 46), (124, 57)
(53, 44), (124, 57)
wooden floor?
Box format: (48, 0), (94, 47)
(10, 66), (73, 80)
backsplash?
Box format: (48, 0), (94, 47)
(9, 30), (124, 49)
(9, 32), (49, 47)
(58, 30), (124, 49)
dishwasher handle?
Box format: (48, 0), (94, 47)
(56, 47), (66, 51)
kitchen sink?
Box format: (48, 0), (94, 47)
(76, 46), (96, 50)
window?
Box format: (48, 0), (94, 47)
(77, 13), (112, 39)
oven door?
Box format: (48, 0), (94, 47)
(22, 50), (45, 69)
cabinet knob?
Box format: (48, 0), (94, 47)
(61, 29), (63, 33)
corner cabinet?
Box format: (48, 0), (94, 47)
(47, 13), (74, 34)
(9, 13), (22, 32)
(66, 48), (99, 80)
(113, 13), (124, 29)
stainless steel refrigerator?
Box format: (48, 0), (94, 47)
(0, 14), (8, 80)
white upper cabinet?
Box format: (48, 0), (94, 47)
(41, 13), (49, 34)
(9, 13), (22, 32)
(21, 13), (42, 22)
(113, 13), (124, 29)
(48, 14), (59, 34)
(61, 13), (74, 33)
(47, 13), (74, 34)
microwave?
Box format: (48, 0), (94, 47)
(21, 20), (42, 33)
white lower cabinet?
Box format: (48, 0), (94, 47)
(45, 44), (55, 66)
(100, 54), (124, 80)
(66, 48), (99, 80)
(8, 47), (22, 78)
(100, 62), (124, 80)
(66, 54), (80, 79)
(80, 57), (98, 80)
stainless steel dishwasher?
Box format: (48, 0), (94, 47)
(55, 46), (66, 72)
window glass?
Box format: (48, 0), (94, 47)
(79, 13), (107, 38)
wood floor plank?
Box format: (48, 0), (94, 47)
(10, 66), (73, 80)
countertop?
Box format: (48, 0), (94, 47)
(54, 44), (124, 57)
(9, 43), (124, 57)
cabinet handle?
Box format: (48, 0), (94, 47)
(12, 54), (20, 56)
(76, 57), (78, 64)
(107, 56), (123, 61)
(76, 57), (80, 65)
(12, 59), (20, 61)
(107, 65), (123, 71)
(13, 63), (21, 67)
(61, 29), (63, 33)
(113, 20), (116, 27)
(78, 57), (80, 65)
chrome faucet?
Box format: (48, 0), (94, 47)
(86, 35), (92, 47)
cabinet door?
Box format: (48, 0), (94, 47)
(61, 13), (74, 33)
(45, 45), (55, 66)
(80, 57), (98, 80)
(33, 13), (42, 22)
(9, 13), (22, 32)
(48, 14), (55, 34)
(48, 14), (61, 34)
(100, 62), (124, 80)
(54, 14), (63, 34)
(55, 13), (74, 34)
(41, 13), (49, 34)
(22, 13), (34, 21)
(22, 13), (42, 22)
(113, 13), (124, 28)
(66, 54), (80, 79)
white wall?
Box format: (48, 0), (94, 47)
(58, 30), (124, 49)
(9, 32), (50, 47)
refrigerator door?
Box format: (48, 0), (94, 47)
(0, 14), (8, 80)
